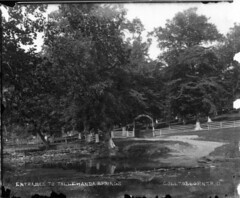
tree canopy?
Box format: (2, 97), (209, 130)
(152, 7), (227, 119)
(2, 5), (239, 144)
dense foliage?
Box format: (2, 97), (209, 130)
(2, 5), (239, 144)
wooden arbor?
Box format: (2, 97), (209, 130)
(133, 114), (155, 137)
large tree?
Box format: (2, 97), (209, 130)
(41, 4), (157, 146)
(126, 22), (165, 119)
(1, 5), (60, 146)
(152, 7), (225, 121)
(218, 23), (240, 107)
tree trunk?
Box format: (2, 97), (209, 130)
(105, 129), (116, 149)
(108, 136), (116, 149)
(83, 120), (90, 135)
(194, 121), (202, 131)
(207, 116), (212, 123)
(194, 114), (202, 131)
(36, 129), (49, 148)
(101, 123), (115, 149)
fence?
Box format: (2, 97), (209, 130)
(5, 133), (99, 147)
(154, 120), (240, 136)
(111, 127), (135, 139)
(5, 120), (240, 145)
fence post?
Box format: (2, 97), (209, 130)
(220, 122), (222, 129)
(95, 134), (99, 143)
(122, 127), (126, 137)
(111, 131), (114, 138)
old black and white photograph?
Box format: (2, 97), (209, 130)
(1, 1), (240, 198)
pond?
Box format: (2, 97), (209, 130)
(39, 158), (171, 175)
(3, 156), (240, 198)
(3, 132), (240, 198)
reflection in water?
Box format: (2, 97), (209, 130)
(6, 137), (240, 198)
(5, 159), (240, 198)
(109, 164), (116, 174)
(40, 160), (120, 174)
(39, 159), (166, 175)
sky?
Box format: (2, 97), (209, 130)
(124, 1), (240, 59)
(2, 1), (240, 60)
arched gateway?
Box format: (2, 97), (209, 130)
(111, 114), (155, 138)
(134, 114), (155, 137)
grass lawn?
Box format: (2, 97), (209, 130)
(165, 127), (240, 142)
(164, 127), (240, 159)
(113, 139), (193, 161)
(212, 112), (240, 121)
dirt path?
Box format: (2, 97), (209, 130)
(133, 135), (226, 167)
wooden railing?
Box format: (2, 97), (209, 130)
(111, 127), (135, 138)
(5, 120), (240, 144)
(111, 120), (240, 138)
(5, 133), (99, 147)
(154, 120), (240, 136)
